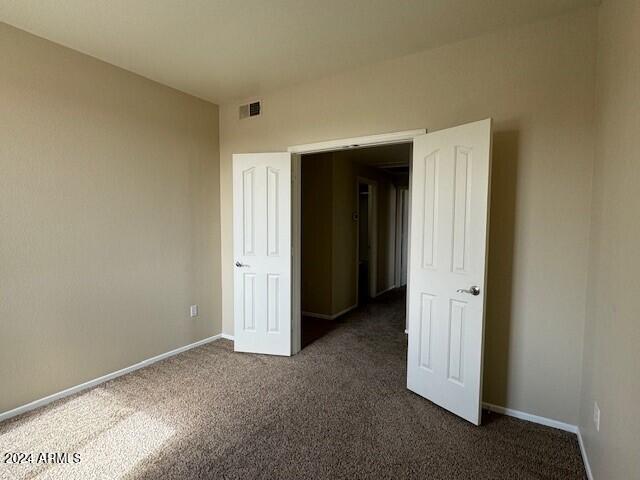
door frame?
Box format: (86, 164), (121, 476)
(356, 177), (378, 303)
(395, 186), (409, 289)
(288, 129), (425, 354)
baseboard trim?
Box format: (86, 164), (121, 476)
(483, 402), (592, 476)
(302, 304), (358, 320)
(301, 311), (333, 319)
(482, 402), (577, 433)
(0, 333), (224, 423)
(220, 333), (235, 341)
(577, 427), (594, 480)
(373, 285), (396, 298)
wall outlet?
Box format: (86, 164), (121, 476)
(593, 401), (600, 432)
(190, 305), (198, 318)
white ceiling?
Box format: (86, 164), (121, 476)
(0, 0), (596, 104)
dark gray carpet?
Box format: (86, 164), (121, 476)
(0, 290), (586, 479)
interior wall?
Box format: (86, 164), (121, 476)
(220, 9), (597, 424)
(330, 153), (358, 312)
(301, 153), (334, 315)
(579, 0), (640, 477)
(331, 153), (399, 313)
(0, 23), (221, 414)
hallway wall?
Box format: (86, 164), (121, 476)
(301, 153), (334, 316)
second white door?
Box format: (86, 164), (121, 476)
(406, 119), (492, 425)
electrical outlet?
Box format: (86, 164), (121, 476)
(593, 402), (600, 432)
(190, 305), (198, 318)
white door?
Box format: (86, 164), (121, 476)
(233, 153), (291, 356)
(406, 119), (492, 425)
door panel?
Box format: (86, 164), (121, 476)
(407, 119), (492, 425)
(233, 153), (291, 356)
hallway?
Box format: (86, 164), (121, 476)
(300, 288), (408, 348)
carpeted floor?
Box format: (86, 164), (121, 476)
(0, 290), (586, 480)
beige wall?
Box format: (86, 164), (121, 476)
(329, 153), (357, 313)
(579, 0), (640, 477)
(331, 153), (399, 312)
(301, 153), (334, 315)
(0, 23), (221, 413)
(220, 9), (597, 424)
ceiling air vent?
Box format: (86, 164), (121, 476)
(239, 100), (261, 119)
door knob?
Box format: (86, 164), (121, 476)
(457, 286), (480, 296)
(235, 261), (250, 268)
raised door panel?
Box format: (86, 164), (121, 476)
(267, 167), (280, 257)
(243, 273), (256, 332)
(418, 293), (436, 372)
(421, 151), (439, 270)
(447, 299), (467, 386)
(451, 147), (472, 274)
(242, 167), (256, 256)
(267, 274), (281, 333)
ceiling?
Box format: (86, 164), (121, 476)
(0, 0), (596, 104)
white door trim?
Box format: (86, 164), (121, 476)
(290, 129), (425, 353)
(356, 177), (378, 299)
(291, 154), (302, 354)
(395, 186), (409, 288)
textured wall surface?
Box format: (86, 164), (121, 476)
(0, 23), (221, 413)
(579, 0), (640, 477)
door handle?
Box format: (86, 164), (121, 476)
(235, 261), (250, 268)
(457, 286), (480, 296)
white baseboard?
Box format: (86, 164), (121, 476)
(373, 285), (396, 298)
(302, 304), (358, 320)
(220, 333), (235, 341)
(0, 333), (224, 423)
(301, 311), (332, 320)
(482, 402), (577, 433)
(483, 403), (593, 476)
(577, 427), (594, 480)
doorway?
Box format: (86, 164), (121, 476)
(232, 120), (492, 425)
(298, 145), (409, 347)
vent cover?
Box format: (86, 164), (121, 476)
(239, 101), (261, 119)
